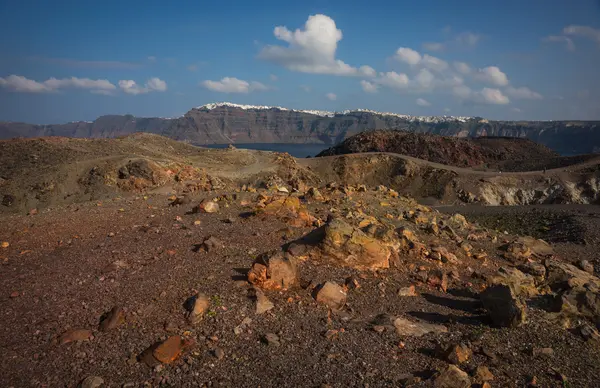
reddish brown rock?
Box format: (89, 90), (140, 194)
(314, 281), (347, 310)
(99, 306), (125, 332)
(59, 329), (93, 345)
(140, 335), (195, 366)
(444, 343), (472, 364)
(248, 251), (298, 290)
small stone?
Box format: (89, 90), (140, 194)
(186, 293), (210, 323)
(255, 289), (275, 314)
(474, 366), (494, 382)
(427, 270), (449, 292)
(444, 343), (472, 364)
(578, 259), (595, 274)
(194, 199), (220, 213)
(372, 325), (386, 333)
(107, 232), (115, 237)
(78, 375), (104, 388)
(393, 317), (448, 337)
(324, 329), (339, 339)
(397, 285), (417, 297)
(262, 333), (280, 346)
(315, 282), (347, 310)
(200, 236), (223, 252)
(10, 291), (19, 298)
(99, 306), (125, 332)
(59, 329), (93, 345)
(345, 276), (361, 290)
(213, 347), (225, 360)
(1, 241), (10, 248)
(29, 208), (38, 216)
(434, 365), (471, 388)
(247, 251), (298, 290)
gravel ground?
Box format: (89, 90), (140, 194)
(1, 189), (600, 388)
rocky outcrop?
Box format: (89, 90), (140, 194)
(317, 130), (560, 169)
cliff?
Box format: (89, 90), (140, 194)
(1, 102), (599, 155)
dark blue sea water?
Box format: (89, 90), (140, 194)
(203, 143), (330, 158)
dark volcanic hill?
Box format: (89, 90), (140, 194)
(316, 130), (563, 169)
(1, 102), (600, 155)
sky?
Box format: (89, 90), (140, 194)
(1, 0), (600, 124)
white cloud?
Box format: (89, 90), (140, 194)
(453, 85), (472, 99)
(258, 14), (375, 76)
(505, 86), (542, 100)
(512, 107), (522, 113)
(454, 32), (482, 47)
(454, 61), (471, 74)
(146, 77), (167, 92)
(394, 48), (447, 72)
(202, 77), (249, 93)
(416, 98), (431, 106)
(0, 74), (117, 94)
(543, 35), (575, 51)
(443, 108), (451, 113)
(394, 47), (421, 65)
(44, 77), (116, 91)
(360, 80), (379, 93)
(119, 77), (168, 95)
(201, 77), (268, 93)
(118, 80), (145, 95)
(325, 92), (337, 101)
(377, 71), (410, 90)
(563, 25), (600, 44)
(475, 66), (509, 86)
(415, 68), (435, 88)
(453, 85), (509, 105)
(423, 42), (444, 52)
(359, 65), (376, 77)
(187, 64), (199, 72)
(300, 85), (311, 92)
(422, 54), (448, 72)
(147, 56), (157, 62)
(480, 87), (510, 105)
(269, 74), (278, 81)
(0, 75), (52, 93)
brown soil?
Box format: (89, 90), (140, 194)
(0, 186), (599, 387)
(1, 134), (600, 387)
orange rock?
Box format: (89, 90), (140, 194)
(59, 329), (93, 344)
(153, 336), (187, 364)
(247, 251), (298, 290)
(141, 336), (196, 366)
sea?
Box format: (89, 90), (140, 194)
(202, 143), (331, 158)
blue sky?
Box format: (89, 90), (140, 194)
(1, 0), (599, 123)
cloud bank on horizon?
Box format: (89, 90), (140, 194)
(0, 1), (599, 123)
